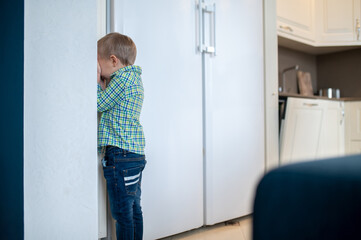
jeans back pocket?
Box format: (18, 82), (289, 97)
(122, 166), (144, 196)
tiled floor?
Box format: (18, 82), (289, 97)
(160, 215), (252, 240)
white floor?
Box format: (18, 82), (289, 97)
(159, 215), (252, 240)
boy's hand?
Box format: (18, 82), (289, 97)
(97, 61), (106, 90)
(97, 61), (102, 84)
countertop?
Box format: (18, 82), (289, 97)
(279, 92), (361, 102)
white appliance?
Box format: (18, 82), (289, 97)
(110, 0), (265, 239)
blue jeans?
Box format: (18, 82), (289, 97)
(102, 146), (146, 240)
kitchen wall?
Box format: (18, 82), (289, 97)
(278, 46), (361, 97)
(317, 48), (361, 98)
(24, 0), (98, 239)
(278, 46), (318, 94)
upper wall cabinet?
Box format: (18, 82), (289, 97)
(277, 0), (315, 44)
(316, 0), (361, 45)
(277, 0), (361, 48)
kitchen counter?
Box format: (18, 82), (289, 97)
(279, 92), (361, 101)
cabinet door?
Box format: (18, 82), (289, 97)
(280, 98), (324, 164)
(345, 101), (361, 154)
(317, 101), (345, 158)
(316, 0), (361, 43)
(277, 0), (315, 43)
(281, 98), (344, 163)
(348, 102), (361, 140)
(350, 141), (361, 154)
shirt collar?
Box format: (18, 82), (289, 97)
(110, 65), (142, 79)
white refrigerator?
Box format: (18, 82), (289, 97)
(110, 0), (265, 239)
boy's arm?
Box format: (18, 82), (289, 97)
(97, 62), (106, 90)
(123, 86), (144, 117)
(97, 76), (125, 112)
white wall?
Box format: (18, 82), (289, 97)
(24, 1), (98, 239)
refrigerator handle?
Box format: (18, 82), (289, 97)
(203, 2), (216, 54)
(198, 1), (216, 55)
(212, 2), (216, 55)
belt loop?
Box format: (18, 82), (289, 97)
(123, 148), (126, 157)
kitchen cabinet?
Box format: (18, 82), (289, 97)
(345, 101), (361, 154)
(316, 0), (361, 44)
(281, 97), (361, 164)
(350, 141), (361, 153)
(277, 0), (315, 44)
(280, 97), (344, 164)
(317, 100), (345, 158)
(277, 0), (361, 50)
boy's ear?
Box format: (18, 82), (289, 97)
(110, 55), (118, 66)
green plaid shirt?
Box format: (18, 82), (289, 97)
(97, 65), (145, 155)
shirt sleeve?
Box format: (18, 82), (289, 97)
(123, 85), (144, 118)
(97, 76), (125, 112)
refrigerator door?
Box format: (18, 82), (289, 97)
(112, 1), (204, 239)
(203, 0), (265, 225)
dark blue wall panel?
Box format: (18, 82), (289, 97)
(0, 0), (24, 239)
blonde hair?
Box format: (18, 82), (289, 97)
(97, 32), (137, 66)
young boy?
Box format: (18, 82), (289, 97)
(97, 32), (146, 240)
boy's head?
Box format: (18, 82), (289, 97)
(97, 32), (137, 79)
